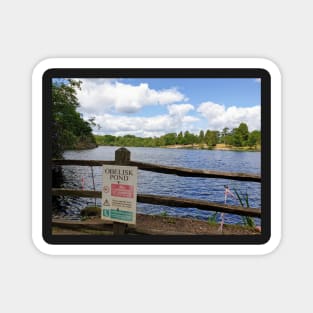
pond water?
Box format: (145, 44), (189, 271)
(55, 146), (261, 225)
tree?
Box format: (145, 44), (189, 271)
(177, 131), (184, 144)
(162, 133), (177, 145)
(221, 127), (229, 144)
(205, 130), (218, 146)
(93, 122), (261, 149)
(199, 130), (205, 143)
(248, 130), (261, 148)
(231, 122), (249, 146)
(184, 131), (192, 144)
(52, 79), (96, 158)
(237, 123), (249, 143)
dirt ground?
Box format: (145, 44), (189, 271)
(52, 213), (260, 235)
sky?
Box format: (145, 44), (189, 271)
(60, 78), (261, 137)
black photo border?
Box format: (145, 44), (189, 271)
(43, 68), (271, 245)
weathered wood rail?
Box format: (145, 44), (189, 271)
(52, 188), (261, 218)
(52, 147), (261, 234)
(53, 159), (261, 182)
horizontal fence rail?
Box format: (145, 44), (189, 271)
(52, 188), (261, 218)
(52, 159), (261, 182)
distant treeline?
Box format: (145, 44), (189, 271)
(95, 123), (261, 149)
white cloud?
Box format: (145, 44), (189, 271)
(93, 114), (171, 137)
(197, 101), (260, 130)
(76, 79), (186, 114)
(92, 104), (199, 137)
(167, 103), (194, 116)
(182, 115), (199, 123)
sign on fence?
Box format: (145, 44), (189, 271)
(101, 165), (137, 224)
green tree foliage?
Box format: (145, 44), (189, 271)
(52, 79), (96, 158)
(248, 130), (261, 147)
(205, 130), (219, 146)
(183, 131), (198, 144)
(199, 130), (205, 143)
(183, 131), (192, 144)
(238, 123), (249, 142)
(177, 131), (184, 144)
(231, 122), (249, 147)
(221, 127), (229, 144)
(162, 133), (177, 145)
(94, 122), (260, 150)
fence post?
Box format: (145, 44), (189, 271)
(112, 147), (131, 235)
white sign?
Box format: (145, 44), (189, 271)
(101, 165), (137, 224)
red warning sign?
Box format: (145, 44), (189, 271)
(111, 183), (134, 198)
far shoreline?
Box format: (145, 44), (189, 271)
(92, 143), (260, 152)
(162, 143), (260, 152)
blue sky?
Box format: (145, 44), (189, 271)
(59, 78), (261, 137)
(121, 78), (260, 113)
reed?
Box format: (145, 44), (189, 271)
(233, 189), (255, 228)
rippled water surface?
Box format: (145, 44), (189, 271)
(56, 146), (261, 225)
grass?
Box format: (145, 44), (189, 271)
(207, 212), (218, 225)
(80, 206), (101, 219)
(158, 210), (176, 224)
(233, 189), (255, 228)
(159, 210), (169, 217)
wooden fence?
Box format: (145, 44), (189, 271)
(52, 147), (261, 234)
